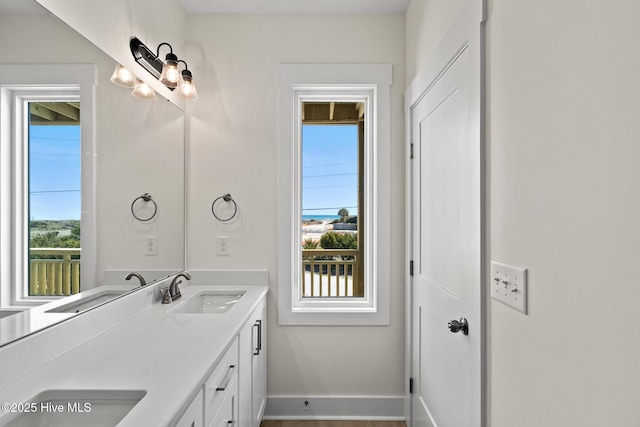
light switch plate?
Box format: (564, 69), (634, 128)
(490, 261), (527, 314)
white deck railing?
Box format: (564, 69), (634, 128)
(301, 249), (362, 297)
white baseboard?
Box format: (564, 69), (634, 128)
(263, 396), (405, 420)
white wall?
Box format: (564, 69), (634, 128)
(408, 0), (640, 425)
(405, 0), (467, 83)
(184, 14), (406, 402)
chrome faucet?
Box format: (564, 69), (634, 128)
(168, 272), (191, 302)
(125, 272), (146, 287)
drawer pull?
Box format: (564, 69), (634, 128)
(227, 421), (236, 427)
(216, 365), (236, 391)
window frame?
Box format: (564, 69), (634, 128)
(0, 64), (96, 307)
(277, 64), (392, 326)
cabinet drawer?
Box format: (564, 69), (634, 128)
(209, 374), (238, 427)
(204, 337), (238, 426)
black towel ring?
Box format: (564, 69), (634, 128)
(212, 193), (237, 222)
(131, 193), (158, 222)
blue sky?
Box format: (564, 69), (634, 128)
(29, 125), (81, 220)
(302, 124), (358, 218)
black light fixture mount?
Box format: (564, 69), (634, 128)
(130, 37), (164, 80)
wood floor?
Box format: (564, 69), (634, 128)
(261, 422), (406, 427)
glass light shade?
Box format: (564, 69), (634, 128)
(110, 64), (135, 88)
(132, 79), (157, 100)
(159, 53), (181, 88)
(178, 71), (199, 100)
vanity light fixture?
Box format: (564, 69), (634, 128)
(129, 36), (197, 99)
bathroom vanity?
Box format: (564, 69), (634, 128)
(0, 271), (268, 427)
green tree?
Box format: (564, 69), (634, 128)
(338, 208), (349, 223)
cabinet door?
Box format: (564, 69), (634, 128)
(175, 389), (204, 427)
(251, 303), (266, 426)
(239, 300), (266, 427)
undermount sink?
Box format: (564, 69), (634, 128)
(3, 389), (146, 427)
(171, 291), (245, 314)
(45, 290), (128, 314)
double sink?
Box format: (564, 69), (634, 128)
(1, 288), (246, 426)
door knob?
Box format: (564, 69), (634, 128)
(448, 318), (469, 335)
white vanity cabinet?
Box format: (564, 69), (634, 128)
(239, 300), (267, 427)
(173, 295), (266, 427)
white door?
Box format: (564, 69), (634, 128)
(408, 4), (484, 427)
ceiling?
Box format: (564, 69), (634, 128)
(176, 0), (410, 14)
(30, 102), (81, 126)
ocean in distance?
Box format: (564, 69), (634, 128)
(302, 214), (339, 221)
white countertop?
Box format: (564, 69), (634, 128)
(0, 282), (269, 426)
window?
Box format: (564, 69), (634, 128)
(277, 64), (392, 325)
(0, 65), (95, 307)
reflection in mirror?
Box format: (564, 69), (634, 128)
(0, 0), (185, 347)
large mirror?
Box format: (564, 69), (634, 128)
(0, 0), (185, 346)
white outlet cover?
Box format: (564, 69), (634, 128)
(145, 236), (158, 256)
(216, 236), (230, 256)
(490, 261), (527, 314)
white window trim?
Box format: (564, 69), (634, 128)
(277, 64), (392, 326)
(0, 64), (96, 308)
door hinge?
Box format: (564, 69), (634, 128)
(409, 377), (414, 394)
(410, 143), (414, 159)
(409, 260), (414, 276)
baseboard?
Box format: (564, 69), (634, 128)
(263, 396), (405, 420)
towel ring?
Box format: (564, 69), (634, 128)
(131, 193), (158, 222)
(212, 193), (237, 222)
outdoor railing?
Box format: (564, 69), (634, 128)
(301, 249), (362, 297)
(29, 248), (81, 296)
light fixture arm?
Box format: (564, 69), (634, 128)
(155, 42), (174, 59)
(177, 59), (189, 71)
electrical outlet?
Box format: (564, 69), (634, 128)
(145, 236), (158, 256)
(490, 261), (527, 314)
(216, 236), (229, 256)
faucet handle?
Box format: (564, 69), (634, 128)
(161, 288), (172, 304)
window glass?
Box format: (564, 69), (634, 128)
(301, 102), (363, 298)
(27, 102), (81, 296)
